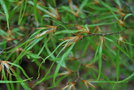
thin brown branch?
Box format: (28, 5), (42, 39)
(85, 29), (126, 37)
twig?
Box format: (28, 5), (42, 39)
(85, 29), (128, 37)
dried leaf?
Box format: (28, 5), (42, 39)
(85, 64), (96, 69)
(82, 80), (96, 88)
(60, 35), (83, 46)
(118, 20), (125, 26)
(0, 61), (14, 75)
(69, 0), (80, 17)
(49, 8), (60, 20)
(62, 82), (76, 90)
(59, 68), (73, 76)
(61, 35), (83, 42)
(75, 25), (90, 34)
(36, 25), (57, 38)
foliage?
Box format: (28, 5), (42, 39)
(0, 0), (134, 89)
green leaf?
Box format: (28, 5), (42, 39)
(0, 0), (9, 29)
